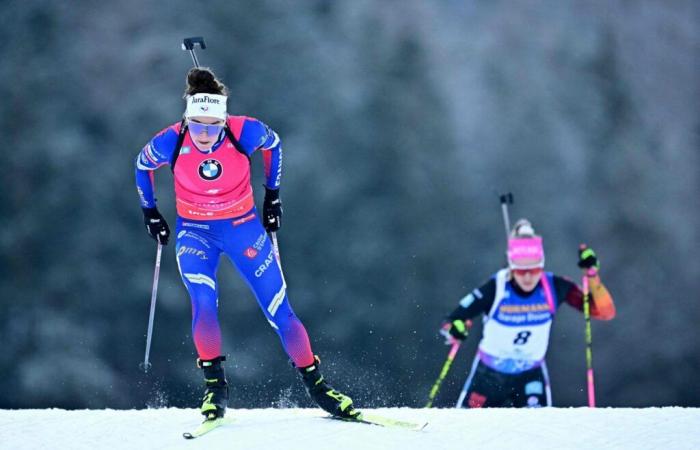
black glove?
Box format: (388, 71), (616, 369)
(440, 319), (469, 343)
(577, 245), (599, 270)
(262, 187), (282, 232)
(142, 207), (170, 245)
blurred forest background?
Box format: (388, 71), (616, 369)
(1, 0), (698, 410)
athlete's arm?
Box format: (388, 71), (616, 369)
(554, 275), (616, 320)
(447, 278), (497, 322)
(134, 125), (179, 208)
(238, 118), (282, 190)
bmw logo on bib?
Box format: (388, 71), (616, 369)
(199, 159), (222, 181)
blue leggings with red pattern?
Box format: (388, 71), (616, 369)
(174, 210), (314, 367)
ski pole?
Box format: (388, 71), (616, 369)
(425, 340), (462, 408)
(264, 231), (288, 318)
(581, 244), (596, 407)
(141, 242), (163, 373)
(182, 36), (206, 68)
(270, 231), (288, 287)
(499, 192), (514, 242)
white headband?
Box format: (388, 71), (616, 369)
(185, 93), (228, 120)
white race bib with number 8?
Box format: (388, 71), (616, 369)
(477, 269), (554, 372)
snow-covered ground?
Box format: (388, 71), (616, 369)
(1, 407), (698, 450)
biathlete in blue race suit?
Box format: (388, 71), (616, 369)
(440, 219), (616, 408)
(134, 67), (358, 421)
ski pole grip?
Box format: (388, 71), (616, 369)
(182, 36), (206, 50)
(499, 192), (513, 205)
(499, 192), (513, 242)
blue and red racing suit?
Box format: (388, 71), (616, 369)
(134, 116), (314, 367)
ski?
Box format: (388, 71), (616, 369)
(327, 412), (428, 431)
(182, 416), (234, 439)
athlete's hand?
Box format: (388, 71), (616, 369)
(263, 187), (282, 233)
(577, 244), (599, 273)
(439, 319), (470, 344)
(142, 207), (170, 245)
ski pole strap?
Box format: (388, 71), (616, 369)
(170, 123), (250, 173)
(170, 119), (188, 172)
(223, 125), (251, 161)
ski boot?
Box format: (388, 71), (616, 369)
(197, 356), (229, 420)
(298, 356), (359, 419)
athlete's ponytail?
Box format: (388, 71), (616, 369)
(184, 67), (228, 98)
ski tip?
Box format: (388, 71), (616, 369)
(182, 416), (234, 439)
(326, 412), (428, 431)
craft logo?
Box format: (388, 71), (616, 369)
(177, 246), (208, 260)
(199, 159), (222, 180)
(255, 250), (275, 277)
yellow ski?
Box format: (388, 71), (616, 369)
(182, 416), (234, 439)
